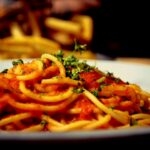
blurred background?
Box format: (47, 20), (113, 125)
(0, 0), (150, 63)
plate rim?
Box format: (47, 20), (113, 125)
(0, 127), (150, 141)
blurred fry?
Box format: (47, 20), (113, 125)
(45, 17), (81, 35)
(1, 36), (60, 50)
(50, 31), (74, 46)
(10, 22), (25, 37)
(72, 15), (93, 42)
(0, 36), (61, 59)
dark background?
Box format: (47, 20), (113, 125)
(90, 0), (150, 58)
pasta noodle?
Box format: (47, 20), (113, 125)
(0, 51), (150, 132)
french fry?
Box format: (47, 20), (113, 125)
(26, 11), (41, 37)
(0, 44), (30, 59)
(1, 36), (61, 52)
(0, 41), (33, 55)
(45, 17), (81, 35)
(50, 31), (74, 46)
(0, 35), (96, 59)
(10, 22), (25, 37)
(71, 15), (93, 42)
(0, 51), (33, 59)
(0, 35), (62, 59)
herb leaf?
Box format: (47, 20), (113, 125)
(73, 87), (84, 94)
(54, 50), (64, 62)
(1, 69), (8, 73)
(96, 76), (106, 83)
(74, 40), (87, 53)
(98, 83), (109, 91)
(12, 59), (24, 66)
(92, 90), (99, 98)
(40, 120), (47, 126)
(130, 118), (138, 126)
(53, 50), (93, 80)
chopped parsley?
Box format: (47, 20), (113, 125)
(0, 69), (8, 73)
(63, 55), (78, 67)
(98, 83), (109, 91)
(74, 40), (87, 53)
(54, 51), (93, 80)
(73, 87), (84, 94)
(92, 90), (99, 98)
(109, 106), (115, 110)
(54, 50), (64, 62)
(40, 120), (47, 126)
(114, 78), (121, 83)
(106, 72), (114, 77)
(71, 69), (80, 80)
(96, 76), (106, 83)
(12, 59), (24, 66)
(130, 118), (138, 126)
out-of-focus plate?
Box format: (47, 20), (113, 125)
(0, 59), (150, 143)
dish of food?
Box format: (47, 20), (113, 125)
(0, 51), (150, 141)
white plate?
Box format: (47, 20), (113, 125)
(0, 59), (150, 142)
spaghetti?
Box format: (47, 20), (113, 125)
(0, 51), (150, 132)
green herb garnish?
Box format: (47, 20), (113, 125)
(71, 69), (79, 80)
(130, 118), (138, 126)
(109, 106), (115, 110)
(40, 120), (47, 126)
(54, 50), (64, 62)
(92, 90), (99, 98)
(12, 59), (24, 66)
(63, 55), (78, 67)
(106, 72), (114, 77)
(1, 69), (8, 73)
(62, 55), (93, 80)
(74, 40), (87, 54)
(96, 76), (106, 83)
(73, 87), (84, 94)
(98, 83), (109, 91)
